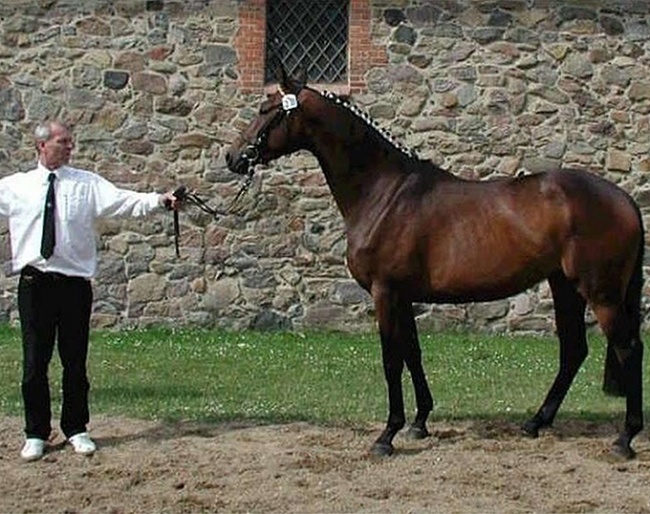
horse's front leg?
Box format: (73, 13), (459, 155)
(370, 285), (406, 456)
(400, 302), (433, 440)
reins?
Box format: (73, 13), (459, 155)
(169, 88), (300, 257)
(168, 172), (254, 257)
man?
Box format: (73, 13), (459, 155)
(0, 120), (180, 461)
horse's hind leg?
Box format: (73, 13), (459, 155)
(522, 272), (587, 437)
(592, 303), (643, 459)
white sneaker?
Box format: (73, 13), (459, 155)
(68, 432), (96, 455)
(20, 438), (45, 461)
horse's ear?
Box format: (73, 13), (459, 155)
(275, 62), (291, 90)
(275, 63), (307, 94)
(293, 67), (307, 91)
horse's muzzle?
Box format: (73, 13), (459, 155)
(227, 143), (262, 175)
(225, 149), (250, 175)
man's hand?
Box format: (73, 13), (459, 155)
(160, 191), (182, 211)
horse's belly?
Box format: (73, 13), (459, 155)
(425, 280), (539, 304)
(423, 257), (554, 303)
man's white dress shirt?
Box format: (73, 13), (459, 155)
(0, 163), (161, 278)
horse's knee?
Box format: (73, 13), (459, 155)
(603, 343), (625, 396)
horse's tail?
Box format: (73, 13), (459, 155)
(603, 202), (645, 397)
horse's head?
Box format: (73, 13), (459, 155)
(226, 66), (308, 176)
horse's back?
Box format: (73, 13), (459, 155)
(499, 169), (640, 247)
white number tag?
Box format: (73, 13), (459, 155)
(281, 94), (298, 112)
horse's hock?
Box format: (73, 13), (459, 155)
(1, 0), (650, 333)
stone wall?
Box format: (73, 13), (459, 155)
(0, 0), (649, 333)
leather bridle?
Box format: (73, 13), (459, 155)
(234, 88), (300, 175)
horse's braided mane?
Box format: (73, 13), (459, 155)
(317, 89), (420, 161)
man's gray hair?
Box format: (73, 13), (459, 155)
(34, 120), (68, 144)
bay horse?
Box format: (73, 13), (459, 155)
(226, 67), (645, 459)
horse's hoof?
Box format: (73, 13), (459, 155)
(521, 420), (539, 438)
(405, 425), (431, 440)
(370, 442), (394, 457)
(611, 441), (636, 461)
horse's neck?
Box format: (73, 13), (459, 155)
(310, 139), (411, 221)
(304, 99), (453, 220)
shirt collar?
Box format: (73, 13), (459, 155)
(37, 162), (64, 181)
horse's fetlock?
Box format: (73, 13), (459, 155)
(389, 419), (406, 431)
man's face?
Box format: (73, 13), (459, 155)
(39, 123), (73, 170)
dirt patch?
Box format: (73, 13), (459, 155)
(1, 416), (649, 513)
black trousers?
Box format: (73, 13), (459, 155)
(18, 266), (93, 440)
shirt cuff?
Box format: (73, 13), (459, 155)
(147, 192), (164, 211)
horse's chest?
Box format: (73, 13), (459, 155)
(346, 232), (418, 289)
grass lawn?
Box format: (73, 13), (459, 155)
(0, 324), (635, 426)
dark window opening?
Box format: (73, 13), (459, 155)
(265, 0), (349, 84)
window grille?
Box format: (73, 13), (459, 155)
(265, 0), (349, 84)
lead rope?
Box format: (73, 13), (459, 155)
(168, 172), (254, 257)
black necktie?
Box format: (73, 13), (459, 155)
(40, 173), (56, 259)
